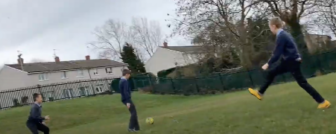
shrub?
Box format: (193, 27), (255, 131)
(198, 88), (208, 95)
(315, 70), (323, 76)
(139, 86), (153, 94)
(101, 90), (113, 95)
(21, 96), (29, 104)
(13, 99), (20, 107)
(182, 85), (196, 96)
(153, 83), (175, 94)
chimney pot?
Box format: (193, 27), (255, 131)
(163, 42), (168, 47)
(85, 55), (90, 60)
(17, 58), (24, 65)
(55, 56), (60, 63)
(17, 58), (24, 70)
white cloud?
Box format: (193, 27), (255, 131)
(0, 0), (189, 65)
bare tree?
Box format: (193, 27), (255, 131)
(173, 0), (269, 67)
(259, 0), (331, 52)
(131, 18), (163, 57)
(91, 18), (163, 61)
(321, 0), (336, 36)
(91, 19), (129, 61)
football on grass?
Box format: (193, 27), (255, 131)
(146, 117), (154, 124)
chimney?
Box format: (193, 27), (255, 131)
(55, 56), (60, 63)
(17, 58), (24, 70)
(163, 42), (168, 48)
(17, 53), (24, 70)
(17, 58), (24, 65)
(85, 55), (90, 60)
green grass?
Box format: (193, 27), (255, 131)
(1, 74), (336, 134)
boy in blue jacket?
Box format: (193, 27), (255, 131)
(27, 93), (50, 134)
(119, 69), (140, 132)
(249, 17), (331, 109)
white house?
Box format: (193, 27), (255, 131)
(145, 42), (205, 76)
(0, 55), (127, 108)
(0, 55), (127, 91)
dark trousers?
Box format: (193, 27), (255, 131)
(26, 121), (49, 134)
(259, 60), (325, 103)
(128, 101), (140, 130)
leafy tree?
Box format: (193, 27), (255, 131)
(120, 43), (146, 74)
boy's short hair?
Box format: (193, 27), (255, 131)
(269, 17), (284, 28)
(33, 93), (40, 101)
(122, 69), (131, 76)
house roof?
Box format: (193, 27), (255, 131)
(6, 59), (127, 73)
(160, 46), (204, 53)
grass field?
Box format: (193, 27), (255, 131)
(0, 74), (335, 134)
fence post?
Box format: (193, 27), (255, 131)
(170, 78), (176, 93)
(105, 78), (113, 94)
(316, 53), (324, 74)
(37, 85), (43, 101)
(246, 68), (255, 88)
(218, 73), (225, 91)
(90, 81), (96, 96)
(132, 77), (137, 91)
(52, 85), (56, 101)
(147, 74), (152, 87)
(194, 77), (200, 94)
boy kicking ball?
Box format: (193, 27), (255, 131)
(248, 17), (331, 109)
(120, 69), (140, 132)
(27, 93), (50, 134)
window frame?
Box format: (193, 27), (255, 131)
(93, 68), (99, 75)
(105, 67), (113, 74)
(79, 86), (90, 96)
(95, 84), (104, 93)
(61, 71), (67, 79)
(77, 70), (84, 77)
(38, 73), (48, 81)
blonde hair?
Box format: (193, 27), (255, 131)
(269, 17), (284, 28)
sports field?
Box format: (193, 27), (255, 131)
(0, 74), (335, 134)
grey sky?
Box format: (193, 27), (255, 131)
(0, 0), (188, 66)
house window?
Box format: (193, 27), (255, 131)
(79, 87), (90, 96)
(38, 73), (48, 81)
(105, 67), (112, 74)
(63, 89), (74, 99)
(95, 84), (104, 93)
(77, 70), (84, 77)
(42, 91), (55, 101)
(93, 68), (99, 75)
(61, 71), (67, 79)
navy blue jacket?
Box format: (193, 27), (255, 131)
(119, 77), (131, 104)
(268, 30), (301, 65)
(27, 103), (45, 123)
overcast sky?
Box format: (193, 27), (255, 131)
(1, 0), (335, 68)
(0, 0), (188, 67)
